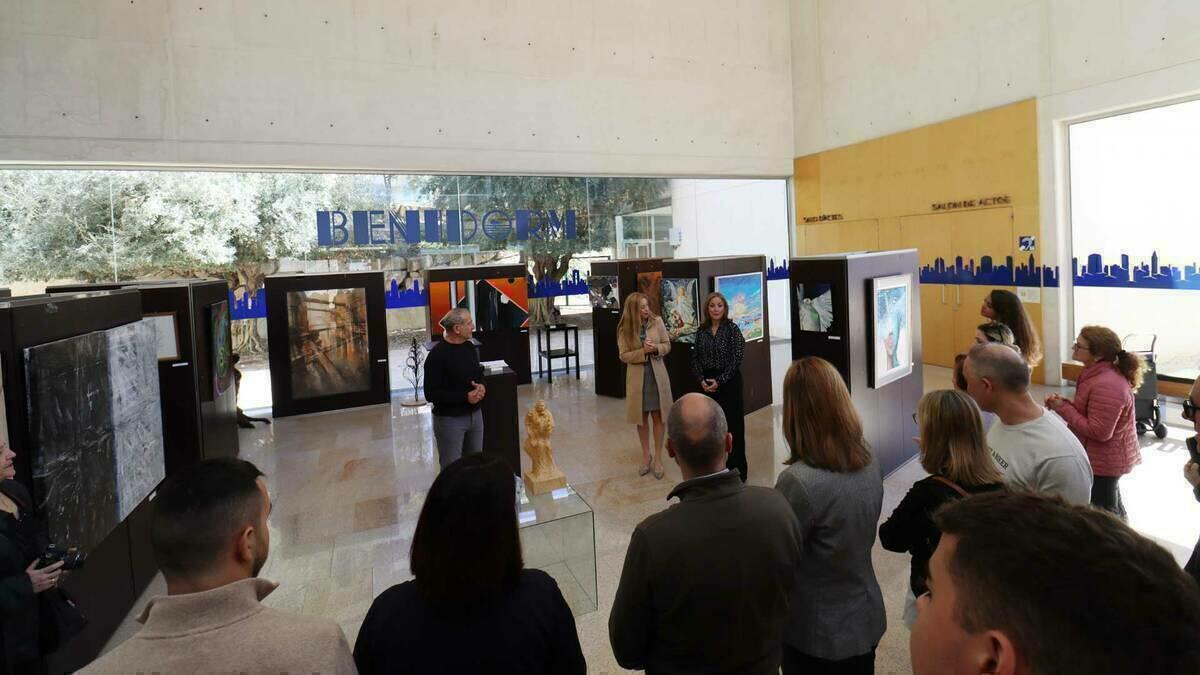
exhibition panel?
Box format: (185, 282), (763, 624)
(47, 280), (241, 474)
(0, 291), (159, 672)
(426, 264), (532, 385)
(265, 273), (391, 418)
(790, 250), (923, 475)
(660, 256), (774, 414)
(590, 258), (663, 398)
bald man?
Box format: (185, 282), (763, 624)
(609, 394), (802, 675)
(963, 342), (1092, 504)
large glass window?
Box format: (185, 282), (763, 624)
(1069, 99), (1200, 380)
(0, 170), (789, 407)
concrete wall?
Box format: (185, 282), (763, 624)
(670, 178), (791, 338)
(792, 0), (1200, 156)
(0, 0), (795, 177)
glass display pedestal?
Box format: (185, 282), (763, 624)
(518, 484), (597, 616)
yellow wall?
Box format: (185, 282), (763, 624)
(793, 99), (1046, 381)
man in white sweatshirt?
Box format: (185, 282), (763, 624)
(963, 342), (1092, 504)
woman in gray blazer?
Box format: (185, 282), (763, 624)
(775, 357), (885, 674)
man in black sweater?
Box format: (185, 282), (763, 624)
(424, 308), (486, 469)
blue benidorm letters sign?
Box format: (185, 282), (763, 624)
(317, 209), (577, 247)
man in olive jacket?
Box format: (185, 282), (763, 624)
(609, 394), (803, 674)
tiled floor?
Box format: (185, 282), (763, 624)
(109, 341), (1200, 674)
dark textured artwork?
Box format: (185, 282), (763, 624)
(287, 288), (371, 400)
(25, 321), (165, 552)
(211, 300), (232, 397)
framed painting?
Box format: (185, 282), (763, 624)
(144, 312), (180, 361)
(660, 278), (699, 343)
(870, 273), (913, 388)
(714, 272), (764, 342)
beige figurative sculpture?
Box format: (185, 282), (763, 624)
(522, 400), (567, 495)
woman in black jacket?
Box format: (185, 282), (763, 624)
(691, 292), (747, 481)
(0, 442), (63, 675)
(353, 454), (585, 674)
(879, 390), (1004, 628)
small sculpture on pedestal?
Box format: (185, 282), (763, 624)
(522, 400), (567, 495)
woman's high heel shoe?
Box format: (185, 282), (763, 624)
(639, 464), (651, 476)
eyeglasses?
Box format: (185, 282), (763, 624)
(1185, 399), (1198, 422)
(912, 412), (918, 425)
(1072, 342), (1089, 352)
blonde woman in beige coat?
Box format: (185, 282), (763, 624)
(618, 292), (674, 479)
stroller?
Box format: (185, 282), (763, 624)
(1124, 334), (1168, 439)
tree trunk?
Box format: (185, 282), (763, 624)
(230, 262), (273, 357)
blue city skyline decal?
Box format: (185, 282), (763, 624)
(387, 278), (428, 308)
(767, 258), (789, 281)
(1072, 252), (1200, 290)
(528, 269), (588, 298)
(229, 287), (266, 321)
(915, 251), (1198, 291)
(919, 254), (1046, 288)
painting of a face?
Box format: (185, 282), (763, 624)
(872, 274), (913, 388)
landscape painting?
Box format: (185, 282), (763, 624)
(872, 274), (913, 388)
(286, 288), (371, 399)
(660, 278), (699, 343)
(714, 272), (764, 342)
(25, 320), (165, 552)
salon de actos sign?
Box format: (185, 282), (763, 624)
(316, 208), (578, 247)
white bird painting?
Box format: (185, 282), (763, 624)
(796, 284), (834, 332)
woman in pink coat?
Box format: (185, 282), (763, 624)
(1047, 325), (1145, 517)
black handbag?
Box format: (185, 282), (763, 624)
(38, 587), (87, 654)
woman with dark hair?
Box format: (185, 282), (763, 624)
(775, 357), (884, 674)
(353, 455), (585, 674)
(691, 292), (747, 481)
(1046, 325), (1144, 517)
(879, 390), (1004, 628)
(0, 441), (63, 675)
(981, 289), (1042, 368)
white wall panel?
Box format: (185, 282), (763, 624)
(0, 0), (795, 176)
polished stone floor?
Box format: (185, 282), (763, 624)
(109, 340), (1200, 674)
